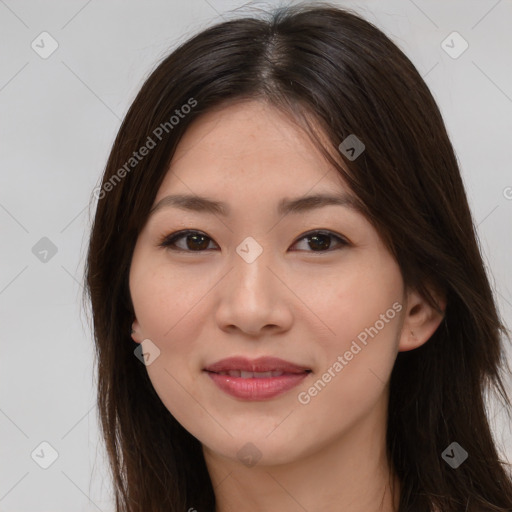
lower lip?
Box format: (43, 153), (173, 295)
(205, 371), (309, 400)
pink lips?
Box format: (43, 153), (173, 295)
(203, 356), (311, 400)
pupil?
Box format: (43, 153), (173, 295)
(309, 234), (330, 251)
(187, 234), (209, 250)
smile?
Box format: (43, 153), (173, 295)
(203, 356), (311, 400)
(214, 370), (286, 378)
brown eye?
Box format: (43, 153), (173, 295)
(159, 229), (348, 253)
(159, 231), (217, 251)
(290, 231), (348, 252)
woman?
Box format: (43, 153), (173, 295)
(83, 3), (512, 511)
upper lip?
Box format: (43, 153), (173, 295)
(204, 356), (311, 374)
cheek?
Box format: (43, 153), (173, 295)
(292, 252), (403, 345)
(130, 258), (212, 433)
(293, 254), (403, 398)
(129, 256), (218, 411)
(130, 253), (207, 342)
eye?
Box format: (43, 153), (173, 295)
(289, 230), (348, 252)
(158, 229), (349, 253)
(158, 230), (218, 252)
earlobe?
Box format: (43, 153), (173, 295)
(398, 286), (446, 353)
(131, 319), (142, 343)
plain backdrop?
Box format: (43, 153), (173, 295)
(1, 0), (511, 510)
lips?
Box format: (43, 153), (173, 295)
(203, 356), (311, 375)
(203, 356), (311, 400)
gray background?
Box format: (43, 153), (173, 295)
(1, 0), (511, 510)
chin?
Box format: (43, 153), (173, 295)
(200, 429), (310, 469)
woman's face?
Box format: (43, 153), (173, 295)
(129, 100), (409, 466)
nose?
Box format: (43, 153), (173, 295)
(215, 245), (293, 337)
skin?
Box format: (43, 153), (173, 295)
(129, 100), (445, 512)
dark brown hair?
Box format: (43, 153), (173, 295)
(83, 3), (512, 511)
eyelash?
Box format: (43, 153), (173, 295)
(157, 229), (349, 253)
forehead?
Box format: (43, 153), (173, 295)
(154, 100), (350, 201)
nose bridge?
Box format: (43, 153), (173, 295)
(215, 235), (291, 334)
(231, 236), (274, 299)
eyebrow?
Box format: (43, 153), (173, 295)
(149, 192), (362, 218)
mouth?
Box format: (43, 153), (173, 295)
(208, 369), (302, 378)
(203, 356), (312, 400)
(203, 356), (312, 374)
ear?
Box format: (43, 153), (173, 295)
(398, 283), (446, 352)
(131, 318), (143, 344)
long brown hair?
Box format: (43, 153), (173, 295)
(83, 3), (512, 511)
